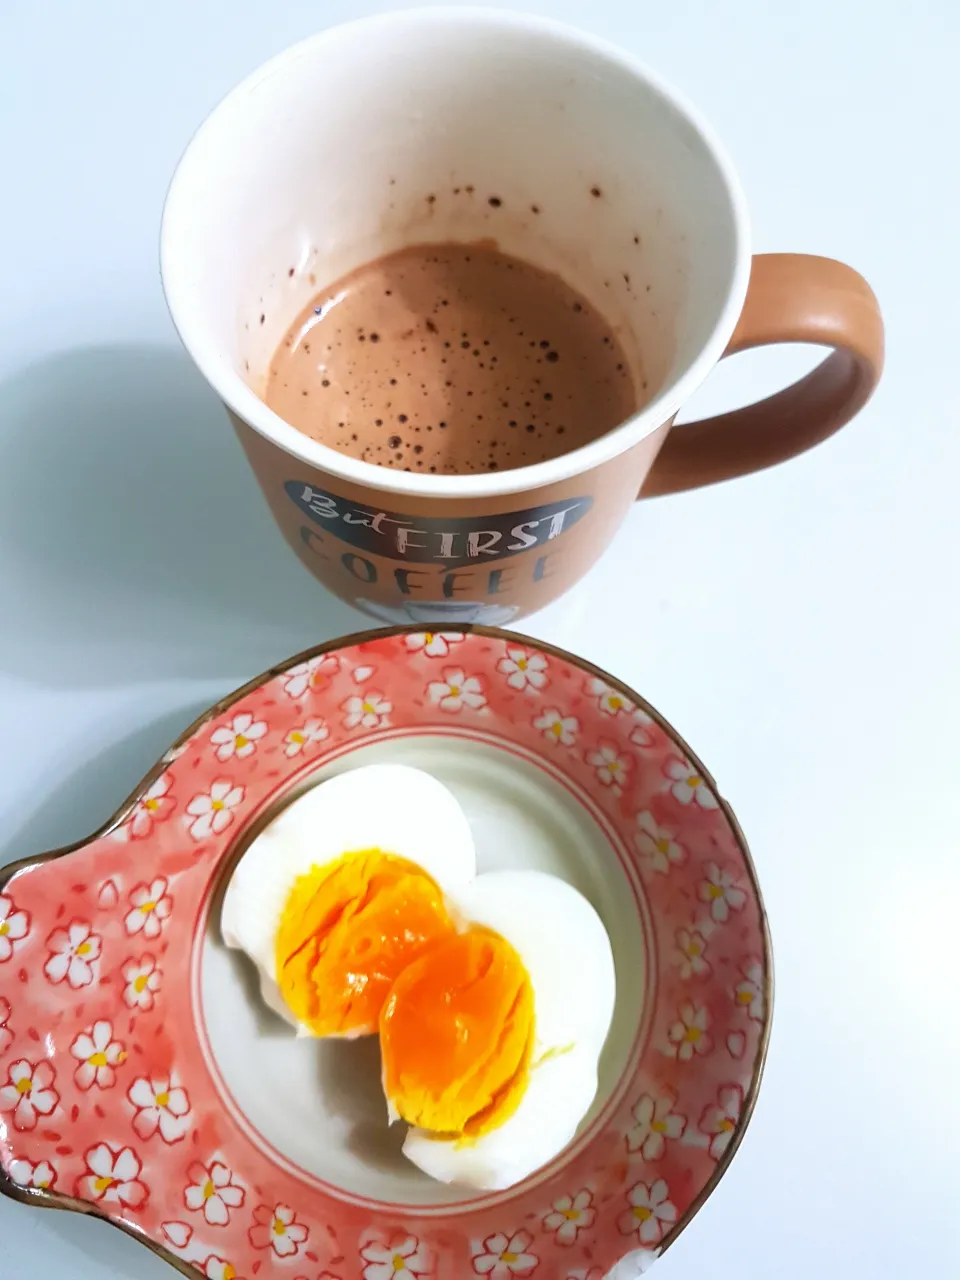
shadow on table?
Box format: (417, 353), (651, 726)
(0, 344), (365, 690)
(0, 697), (216, 866)
(0, 1193), (174, 1280)
(0, 348), (375, 1269)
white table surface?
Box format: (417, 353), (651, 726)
(2, 1), (958, 1276)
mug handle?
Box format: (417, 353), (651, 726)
(639, 253), (884, 498)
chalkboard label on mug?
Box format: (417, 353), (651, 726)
(285, 480), (592, 567)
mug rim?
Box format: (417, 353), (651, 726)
(160, 5), (751, 500)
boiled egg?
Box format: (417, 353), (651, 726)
(221, 764), (475, 1038)
(379, 869), (615, 1190)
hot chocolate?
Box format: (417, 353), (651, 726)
(265, 243), (637, 475)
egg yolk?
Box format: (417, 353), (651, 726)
(274, 850), (454, 1037)
(379, 926), (535, 1139)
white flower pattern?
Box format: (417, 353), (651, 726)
(76, 1143), (147, 1207)
(699, 863), (747, 923)
(70, 1020), (126, 1091)
(625, 1091), (686, 1160)
(666, 1002), (713, 1062)
(589, 677), (633, 717)
(663, 757), (718, 808)
(586, 743), (629, 790)
(283, 717), (329, 757)
(618, 1179), (677, 1245)
(342, 692), (392, 730)
(127, 1073), (191, 1143)
(0, 1058), (59, 1130)
(9, 1155), (57, 1190)
(473, 1230), (538, 1276)
(497, 647), (548, 691)
(542, 1189), (595, 1245)
(635, 811), (686, 874)
(699, 1083), (743, 1159)
(185, 780), (244, 841)
(0, 894), (30, 963)
(43, 922), (101, 988)
(249, 1202), (308, 1257)
(534, 709), (578, 746)
(184, 1160), (245, 1226)
(405, 631), (464, 658)
(283, 655), (340, 698)
(210, 713), (267, 762)
(674, 927), (711, 979)
(361, 1235), (430, 1279)
(204, 1259), (243, 1280)
(124, 878), (173, 939)
(427, 668), (487, 712)
(122, 954), (162, 1011)
(124, 773), (175, 840)
(734, 958), (765, 1020)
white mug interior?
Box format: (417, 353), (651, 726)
(161, 7), (749, 498)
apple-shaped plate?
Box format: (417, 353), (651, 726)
(0, 625), (771, 1280)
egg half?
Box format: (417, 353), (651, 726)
(222, 765), (616, 1192)
(380, 869), (616, 1191)
(220, 764), (476, 1037)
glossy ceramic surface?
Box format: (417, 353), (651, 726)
(0, 626), (771, 1279)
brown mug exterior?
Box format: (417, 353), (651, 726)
(232, 410), (670, 624)
(229, 252), (884, 623)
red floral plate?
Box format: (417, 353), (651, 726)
(0, 626), (771, 1280)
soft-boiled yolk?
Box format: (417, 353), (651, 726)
(379, 926), (535, 1139)
(274, 850), (454, 1037)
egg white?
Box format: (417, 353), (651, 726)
(396, 869), (616, 1190)
(220, 763), (476, 1036)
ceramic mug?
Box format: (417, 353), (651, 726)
(161, 7), (884, 627)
